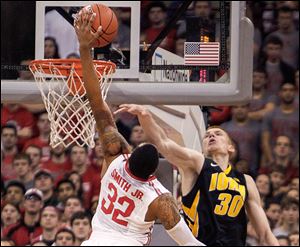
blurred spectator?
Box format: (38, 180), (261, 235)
(69, 145), (100, 209)
(17, 59), (34, 80)
(221, 104), (262, 176)
(287, 188), (299, 201)
(33, 169), (58, 207)
(276, 235), (290, 245)
(1, 125), (18, 181)
(45, 7), (79, 58)
(295, 69), (299, 108)
(41, 144), (72, 182)
(56, 179), (76, 210)
(248, 68), (275, 122)
(141, 2), (177, 52)
(129, 124), (148, 149)
(31, 206), (60, 246)
(1, 103), (35, 149)
(2, 189), (43, 246)
(259, 35), (295, 95)
(259, 135), (299, 186)
(61, 196), (84, 227)
(273, 197), (299, 237)
(289, 231), (299, 246)
(12, 153), (34, 190)
(112, 8), (130, 50)
(24, 145), (42, 174)
(265, 199), (282, 230)
(266, 6), (299, 69)
(1, 203), (21, 229)
(262, 82), (299, 164)
(70, 211), (91, 245)
(66, 53), (80, 59)
(270, 166), (286, 199)
(54, 227), (75, 246)
(44, 37), (60, 59)
(255, 174), (272, 208)
(65, 172), (83, 201)
(24, 111), (51, 162)
(290, 178), (299, 191)
(3, 181), (25, 207)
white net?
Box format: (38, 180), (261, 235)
(29, 59), (115, 148)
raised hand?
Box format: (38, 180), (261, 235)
(73, 7), (103, 48)
(114, 104), (148, 116)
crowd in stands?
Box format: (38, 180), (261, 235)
(1, 1), (299, 246)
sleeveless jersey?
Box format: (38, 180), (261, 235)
(91, 154), (170, 245)
(181, 158), (248, 246)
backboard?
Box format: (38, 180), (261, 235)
(1, 1), (253, 105)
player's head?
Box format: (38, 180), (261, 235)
(128, 143), (159, 180)
(202, 126), (235, 160)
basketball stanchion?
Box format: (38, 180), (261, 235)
(29, 59), (116, 148)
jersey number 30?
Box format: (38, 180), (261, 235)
(101, 182), (135, 226)
(214, 193), (243, 217)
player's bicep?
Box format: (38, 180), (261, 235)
(160, 139), (204, 172)
(154, 193), (181, 230)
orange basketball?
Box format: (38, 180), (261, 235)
(85, 4), (118, 48)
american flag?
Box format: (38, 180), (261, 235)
(184, 42), (220, 66)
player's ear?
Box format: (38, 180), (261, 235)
(228, 144), (235, 156)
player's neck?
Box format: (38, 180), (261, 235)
(212, 153), (230, 171)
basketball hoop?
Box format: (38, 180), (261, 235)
(29, 59), (116, 148)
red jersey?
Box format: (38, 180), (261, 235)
(41, 158), (72, 182)
(2, 154), (17, 181)
(1, 106), (35, 148)
(2, 221), (43, 246)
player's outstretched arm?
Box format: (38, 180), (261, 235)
(244, 175), (279, 246)
(74, 9), (131, 165)
(147, 193), (205, 246)
(115, 104), (204, 173)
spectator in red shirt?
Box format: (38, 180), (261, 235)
(69, 145), (100, 209)
(1, 104), (35, 149)
(12, 153), (34, 190)
(54, 227), (75, 246)
(2, 188), (43, 246)
(31, 206), (60, 246)
(260, 135), (299, 186)
(141, 2), (176, 52)
(3, 181), (25, 207)
(61, 196), (84, 227)
(56, 179), (76, 211)
(33, 169), (58, 207)
(90, 137), (105, 176)
(41, 144), (72, 182)
(71, 211), (92, 246)
(1, 202), (21, 229)
(24, 145), (43, 174)
(65, 171), (83, 202)
(24, 111), (51, 162)
(1, 125), (18, 181)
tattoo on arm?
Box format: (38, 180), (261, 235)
(93, 109), (131, 158)
(157, 194), (181, 230)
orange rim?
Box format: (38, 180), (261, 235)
(29, 59), (116, 77)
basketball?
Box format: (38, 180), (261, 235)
(84, 3), (118, 48)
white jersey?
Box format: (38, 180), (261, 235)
(90, 154), (170, 246)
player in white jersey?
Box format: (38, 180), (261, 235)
(75, 8), (205, 246)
